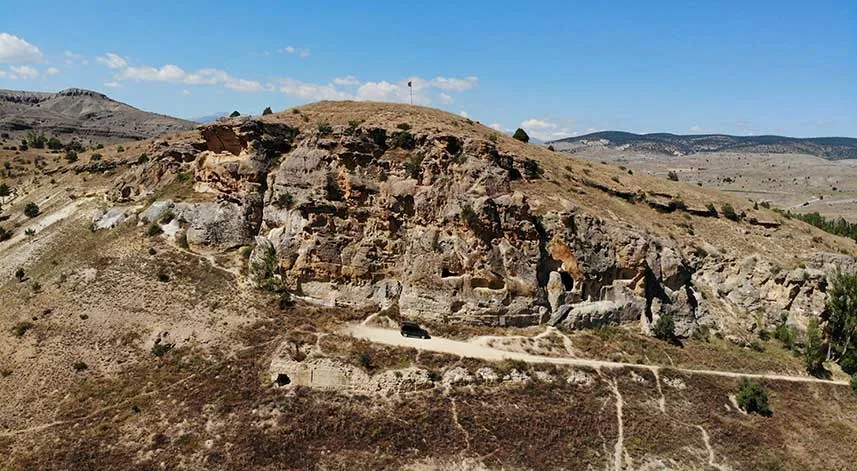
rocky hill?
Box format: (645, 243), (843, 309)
(0, 101), (855, 470)
(0, 88), (196, 143)
(550, 131), (857, 159)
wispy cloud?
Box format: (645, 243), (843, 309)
(64, 50), (88, 65)
(0, 33), (42, 64)
(96, 52), (128, 69)
(9, 65), (38, 79)
(520, 118), (575, 141)
(45, 67), (59, 76)
(277, 46), (311, 58)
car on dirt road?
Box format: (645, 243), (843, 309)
(400, 321), (430, 339)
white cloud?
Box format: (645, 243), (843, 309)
(181, 89), (191, 96)
(225, 78), (267, 92)
(489, 123), (508, 132)
(439, 93), (453, 104)
(278, 78), (351, 100)
(0, 33), (42, 64)
(521, 118), (557, 130)
(96, 52), (128, 69)
(64, 50), (87, 65)
(120, 64), (186, 82)
(104, 81), (122, 88)
(430, 76), (478, 92)
(333, 75), (360, 86)
(459, 111), (469, 118)
(45, 67), (59, 76)
(10, 65), (38, 79)
(279, 46), (311, 58)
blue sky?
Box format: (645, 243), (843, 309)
(1, 0), (855, 139)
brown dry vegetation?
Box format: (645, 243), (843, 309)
(1, 102), (856, 470)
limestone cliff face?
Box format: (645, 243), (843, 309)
(107, 113), (854, 338)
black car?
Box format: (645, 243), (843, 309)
(400, 321), (430, 339)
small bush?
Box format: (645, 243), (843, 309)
(229, 111), (240, 118)
(396, 123), (411, 130)
(547, 145), (555, 151)
(804, 319), (826, 375)
(461, 204), (479, 229)
(774, 322), (797, 350)
(667, 170), (679, 181)
(404, 155), (424, 179)
(0, 226), (11, 241)
(90, 153), (102, 161)
(512, 128), (529, 143)
(851, 376), (857, 394)
(156, 271), (170, 283)
(346, 120), (363, 134)
(523, 159), (543, 179)
(151, 342), (174, 357)
(14, 268), (25, 281)
(47, 137), (63, 150)
(137, 153), (149, 165)
(11, 321), (33, 338)
(391, 130), (415, 149)
(706, 202), (717, 215)
(24, 202), (40, 218)
(24, 228), (35, 237)
(65, 149), (78, 163)
(721, 203), (740, 221)
(262, 106), (273, 115)
(31, 281), (41, 293)
(653, 313), (675, 341)
(317, 122), (333, 136)
(178, 230), (189, 249)
(736, 378), (772, 416)
(147, 223), (163, 237)
(0, 182), (10, 196)
(73, 361), (88, 372)
(276, 192), (293, 209)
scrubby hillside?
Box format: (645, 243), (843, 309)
(0, 101), (855, 470)
(0, 88), (196, 144)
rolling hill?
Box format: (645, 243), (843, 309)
(550, 131), (857, 159)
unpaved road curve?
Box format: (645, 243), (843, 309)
(348, 325), (850, 386)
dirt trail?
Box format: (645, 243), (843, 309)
(348, 325), (851, 386)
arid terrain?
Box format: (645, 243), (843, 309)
(0, 100), (855, 470)
(553, 142), (857, 223)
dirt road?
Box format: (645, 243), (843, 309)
(348, 325), (851, 386)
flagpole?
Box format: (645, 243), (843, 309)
(408, 80), (413, 105)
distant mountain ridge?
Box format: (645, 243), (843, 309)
(0, 88), (196, 142)
(189, 112), (229, 124)
(549, 131), (857, 160)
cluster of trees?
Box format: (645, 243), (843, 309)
(790, 211), (857, 242)
(824, 272), (857, 374)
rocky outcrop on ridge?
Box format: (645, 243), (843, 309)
(102, 105), (856, 339)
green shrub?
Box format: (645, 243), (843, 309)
(10, 321), (33, 338)
(47, 137), (63, 150)
(91, 153), (102, 161)
(31, 281), (41, 293)
(0, 226), (11, 241)
(262, 106), (273, 115)
(547, 145), (555, 151)
(804, 318), (825, 375)
(404, 155), (424, 179)
(851, 375), (857, 394)
(706, 202), (717, 215)
(116, 145), (125, 153)
(653, 313), (675, 341)
(147, 223), (163, 237)
(736, 378), (772, 416)
(512, 128), (529, 143)
(0, 182), (10, 196)
(391, 130), (415, 149)
(667, 170), (679, 181)
(722, 203), (739, 221)
(65, 149), (78, 163)
(14, 267), (25, 281)
(73, 361), (88, 372)
(24, 202), (40, 218)
(317, 122), (333, 136)
(275, 192), (293, 209)
(178, 230), (189, 249)
(396, 123), (411, 130)
(229, 111), (240, 118)
(461, 204), (478, 229)
(137, 153), (149, 165)
(151, 342), (174, 357)
(774, 322), (797, 350)
(523, 158), (543, 179)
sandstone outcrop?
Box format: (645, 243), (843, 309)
(108, 110), (855, 338)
